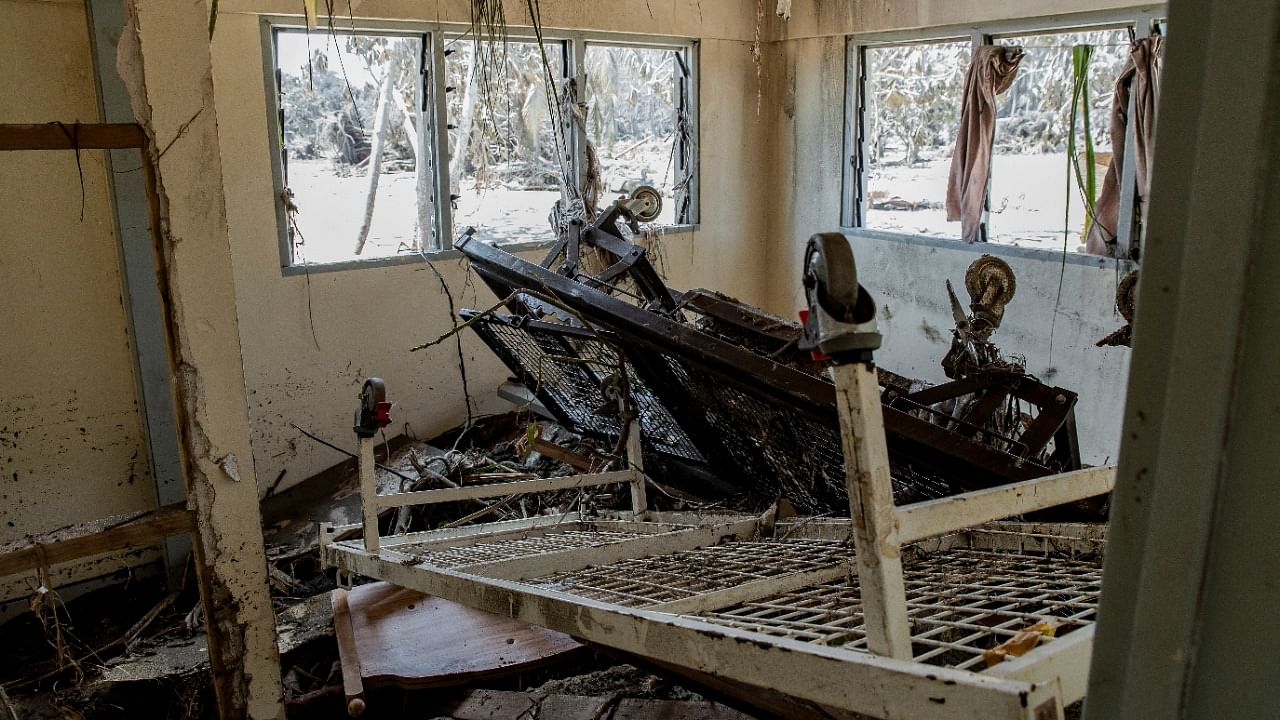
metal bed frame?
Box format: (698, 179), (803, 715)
(322, 234), (1112, 719)
(322, 416), (1113, 719)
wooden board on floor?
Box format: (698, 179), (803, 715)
(432, 689), (758, 720)
(333, 582), (584, 690)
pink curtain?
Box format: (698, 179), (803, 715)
(1086, 37), (1163, 257)
(946, 46), (1025, 243)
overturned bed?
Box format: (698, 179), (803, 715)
(323, 231), (1114, 720)
(452, 208), (1087, 514)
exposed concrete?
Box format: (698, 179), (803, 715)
(0, 0), (159, 607)
(210, 3), (774, 497)
(118, 1), (283, 716)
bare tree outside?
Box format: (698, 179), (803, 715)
(585, 45), (684, 227)
(445, 39), (564, 246)
(277, 30), (427, 264)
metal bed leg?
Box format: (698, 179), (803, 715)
(359, 435), (380, 554)
(831, 362), (912, 660)
(804, 232), (912, 660)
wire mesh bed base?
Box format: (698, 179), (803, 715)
(321, 512), (1105, 720)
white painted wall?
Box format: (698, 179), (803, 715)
(850, 233), (1132, 465)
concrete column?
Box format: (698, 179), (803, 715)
(1085, 1), (1280, 718)
(116, 1), (284, 717)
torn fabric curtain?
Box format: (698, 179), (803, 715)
(1086, 36), (1163, 257)
(946, 45), (1025, 243)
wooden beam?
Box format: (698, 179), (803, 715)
(0, 504), (192, 577)
(0, 123), (146, 151)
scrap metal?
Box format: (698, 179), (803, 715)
(456, 195), (1085, 513)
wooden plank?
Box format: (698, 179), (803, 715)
(376, 470), (639, 509)
(0, 122), (146, 150)
(531, 437), (597, 471)
(896, 467), (1116, 544)
(625, 419), (648, 517)
(0, 503), (192, 577)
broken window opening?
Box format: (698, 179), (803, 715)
(445, 37), (568, 247)
(859, 39), (970, 239)
(987, 27), (1131, 249)
(847, 16), (1161, 255)
(271, 28), (437, 266)
(584, 44), (697, 227)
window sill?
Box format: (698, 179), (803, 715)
(279, 225), (699, 276)
(840, 227), (1137, 270)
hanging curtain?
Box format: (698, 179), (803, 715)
(946, 45), (1025, 243)
(1086, 36), (1163, 257)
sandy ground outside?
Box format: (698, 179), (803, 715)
(865, 153), (1105, 252)
(287, 159), (677, 265)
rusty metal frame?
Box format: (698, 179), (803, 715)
(458, 234), (1082, 498)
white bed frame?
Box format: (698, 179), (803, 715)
(321, 364), (1113, 720)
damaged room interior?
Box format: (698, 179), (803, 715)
(2, 0), (1276, 718)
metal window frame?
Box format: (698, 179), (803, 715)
(578, 38), (701, 226)
(841, 6), (1165, 251)
(261, 19), (436, 273)
(259, 18), (700, 274)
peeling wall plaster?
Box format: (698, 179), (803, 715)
(0, 0), (159, 608)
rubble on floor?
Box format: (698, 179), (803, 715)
(1, 411), (764, 719)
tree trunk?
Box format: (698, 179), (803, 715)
(450, 57), (479, 189)
(399, 96), (434, 250)
(354, 75), (394, 255)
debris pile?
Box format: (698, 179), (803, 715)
(450, 199), (1089, 516)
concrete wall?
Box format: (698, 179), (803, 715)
(762, 2), (1149, 464)
(0, 0), (159, 608)
(210, 0), (774, 495)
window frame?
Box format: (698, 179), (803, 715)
(579, 38), (701, 227)
(841, 6), (1165, 256)
(260, 18), (699, 275)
